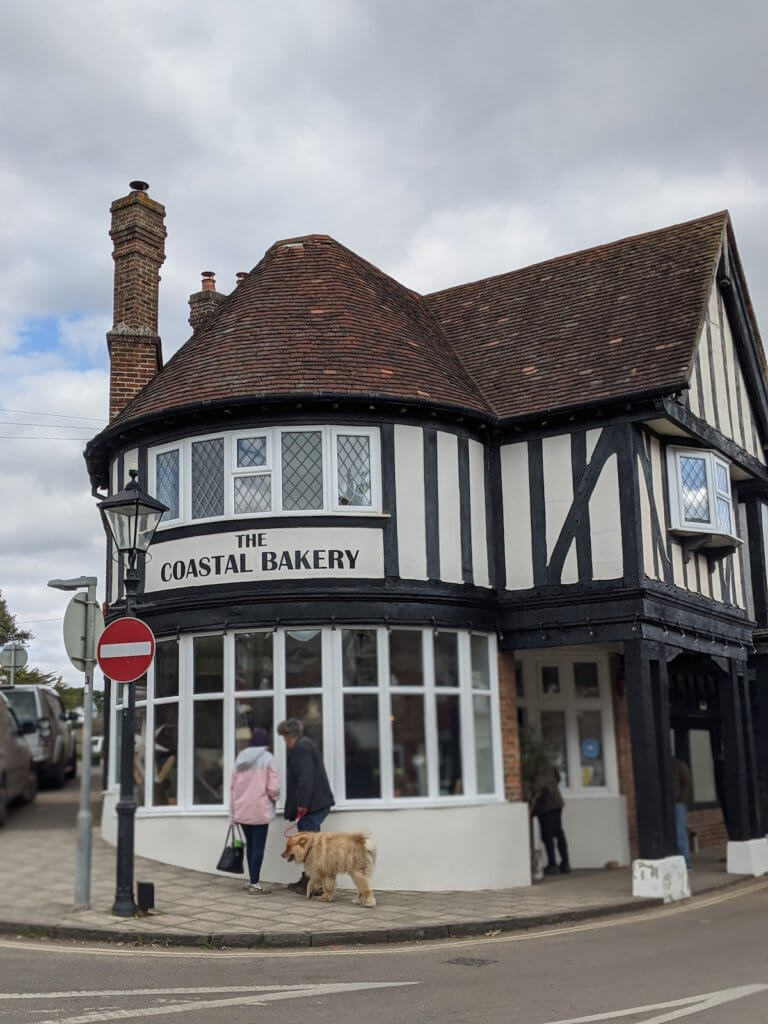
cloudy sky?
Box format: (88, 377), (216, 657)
(1, 0), (767, 686)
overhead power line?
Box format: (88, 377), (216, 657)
(0, 407), (104, 423)
(0, 435), (93, 442)
(0, 420), (96, 431)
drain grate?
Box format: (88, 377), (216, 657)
(443, 957), (499, 968)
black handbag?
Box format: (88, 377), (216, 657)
(216, 824), (245, 874)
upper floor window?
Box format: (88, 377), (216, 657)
(148, 425), (381, 526)
(666, 447), (736, 541)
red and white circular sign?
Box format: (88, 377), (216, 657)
(97, 617), (156, 683)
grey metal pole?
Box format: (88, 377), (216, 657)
(74, 583), (97, 910)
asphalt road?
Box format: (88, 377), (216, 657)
(4, 762), (100, 831)
(0, 880), (767, 1024)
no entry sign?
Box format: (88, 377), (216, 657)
(97, 617), (156, 683)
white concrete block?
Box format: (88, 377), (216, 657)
(726, 838), (768, 877)
(632, 856), (690, 902)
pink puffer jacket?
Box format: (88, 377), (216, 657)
(229, 746), (280, 825)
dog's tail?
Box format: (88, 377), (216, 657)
(363, 834), (377, 870)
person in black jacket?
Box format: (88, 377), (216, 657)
(277, 718), (335, 894)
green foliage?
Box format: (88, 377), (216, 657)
(54, 679), (84, 713)
(14, 666), (58, 686)
(0, 588), (32, 646)
(519, 725), (551, 804)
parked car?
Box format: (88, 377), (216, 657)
(0, 693), (38, 824)
(91, 735), (104, 764)
(0, 684), (77, 787)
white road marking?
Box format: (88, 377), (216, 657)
(23, 981), (417, 1024)
(1, 985), (315, 1000)
(0, 880), (764, 962)
(99, 641), (152, 658)
(544, 983), (768, 1024)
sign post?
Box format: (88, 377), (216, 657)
(97, 617), (156, 917)
(49, 576), (104, 910)
(0, 643), (28, 688)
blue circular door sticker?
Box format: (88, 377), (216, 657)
(581, 738), (601, 760)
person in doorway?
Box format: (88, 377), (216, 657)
(229, 727), (280, 894)
(532, 754), (570, 876)
(674, 757), (693, 868)
(277, 718), (335, 894)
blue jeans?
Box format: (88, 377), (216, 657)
(675, 803), (690, 867)
(241, 823), (269, 883)
(298, 807), (330, 833)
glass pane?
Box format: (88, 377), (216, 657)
(716, 496), (732, 534)
(574, 662), (599, 698)
(344, 693), (381, 798)
(191, 438), (225, 519)
(234, 696), (274, 756)
(285, 694), (323, 755)
(679, 455), (710, 523)
(3, 690), (36, 723)
(715, 462), (729, 494)
(285, 629), (322, 689)
(541, 666), (560, 695)
(234, 473), (272, 514)
(578, 710), (605, 787)
(540, 710), (569, 787)
(689, 729), (717, 803)
(436, 693), (463, 795)
(235, 632), (274, 691)
(193, 700), (223, 804)
(193, 635), (224, 693)
(152, 703), (178, 806)
(134, 705), (146, 807)
(342, 629), (378, 686)
(434, 632), (459, 688)
(281, 431), (323, 511)
(337, 434), (372, 507)
(237, 436), (267, 468)
(391, 693), (427, 797)
(155, 449), (179, 520)
(389, 630), (423, 686)
(134, 674), (148, 703)
(154, 641), (178, 699)
(471, 634), (490, 689)
(473, 694), (495, 794)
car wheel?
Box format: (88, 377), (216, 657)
(66, 750), (77, 778)
(20, 768), (38, 804)
(0, 776), (7, 827)
(47, 762), (66, 789)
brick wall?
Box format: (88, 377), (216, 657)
(107, 188), (166, 420)
(497, 650), (523, 801)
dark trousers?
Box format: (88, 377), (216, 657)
(537, 809), (569, 868)
(298, 806), (330, 832)
(241, 823), (269, 883)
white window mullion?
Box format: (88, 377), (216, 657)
(273, 629), (287, 804)
(222, 631), (235, 811)
(458, 631), (476, 797)
(179, 634), (193, 809)
(327, 626), (345, 802)
(423, 630), (439, 799)
(378, 626), (394, 801)
(488, 632), (504, 798)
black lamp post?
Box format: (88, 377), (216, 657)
(98, 470), (167, 917)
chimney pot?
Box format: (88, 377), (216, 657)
(201, 271), (216, 292)
(129, 180), (150, 192)
(236, 272), (247, 286)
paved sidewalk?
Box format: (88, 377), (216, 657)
(0, 824), (750, 948)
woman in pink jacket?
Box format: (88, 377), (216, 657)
(229, 728), (280, 893)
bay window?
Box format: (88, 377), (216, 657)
(667, 447), (737, 541)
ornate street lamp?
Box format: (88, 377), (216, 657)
(98, 470), (167, 916)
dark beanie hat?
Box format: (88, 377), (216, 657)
(250, 727), (269, 747)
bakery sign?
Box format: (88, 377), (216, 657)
(145, 527), (384, 591)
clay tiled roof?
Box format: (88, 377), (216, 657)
(426, 211), (728, 419)
(112, 235), (491, 426)
(112, 212), (730, 429)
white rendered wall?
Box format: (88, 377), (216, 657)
(532, 795), (630, 869)
(102, 797), (532, 891)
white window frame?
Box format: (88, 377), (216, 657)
(516, 648), (618, 797)
(231, 431), (272, 517)
(149, 441), (183, 526)
(112, 626), (504, 814)
(666, 447), (738, 542)
(330, 426), (381, 513)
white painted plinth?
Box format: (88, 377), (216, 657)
(102, 794), (532, 891)
(726, 837), (768, 877)
(632, 856), (690, 902)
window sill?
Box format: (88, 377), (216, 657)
(669, 529), (741, 567)
(123, 796), (508, 817)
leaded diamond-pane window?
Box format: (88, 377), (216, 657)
(237, 437), (267, 468)
(234, 474), (272, 514)
(716, 496), (732, 534)
(715, 462), (729, 494)
(337, 434), (372, 507)
(679, 456), (709, 523)
(281, 431), (323, 510)
(156, 450), (179, 520)
(192, 438), (225, 519)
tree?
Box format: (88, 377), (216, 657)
(15, 666), (57, 686)
(0, 588), (31, 647)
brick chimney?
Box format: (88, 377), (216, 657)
(107, 181), (166, 421)
(188, 271), (226, 331)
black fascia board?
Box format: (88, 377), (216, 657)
(661, 398), (768, 483)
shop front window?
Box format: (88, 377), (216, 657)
(117, 627), (502, 810)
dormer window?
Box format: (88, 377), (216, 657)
(666, 447), (737, 543)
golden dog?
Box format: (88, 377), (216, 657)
(281, 832), (377, 907)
